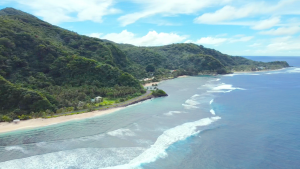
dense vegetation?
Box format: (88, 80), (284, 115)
(0, 8), (143, 121)
(0, 8), (289, 121)
(152, 89), (168, 97)
(116, 43), (289, 78)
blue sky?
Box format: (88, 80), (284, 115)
(1, 0), (300, 56)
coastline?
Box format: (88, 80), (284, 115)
(143, 75), (190, 87)
(0, 107), (125, 134)
(0, 67), (284, 134)
(233, 68), (286, 74)
(0, 92), (154, 134)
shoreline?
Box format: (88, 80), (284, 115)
(143, 75), (190, 87)
(0, 67), (284, 134)
(0, 92), (154, 135)
(233, 68), (287, 74)
(0, 107), (125, 134)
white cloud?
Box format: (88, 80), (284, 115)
(267, 41), (300, 51)
(252, 17), (281, 30)
(89, 33), (103, 38)
(249, 43), (261, 47)
(90, 30), (188, 46)
(194, 35), (253, 45)
(118, 0), (232, 26)
(196, 37), (228, 45)
(252, 36), (300, 55)
(194, 0), (300, 29)
(259, 26), (300, 35)
(229, 36), (253, 43)
(9, 0), (120, 24)
(194, 4), (264, 24)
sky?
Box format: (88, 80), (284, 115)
(1, 0), (300, 56)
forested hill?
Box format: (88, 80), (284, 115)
(0, 8), (289, 120)
(116, 43), (289, 78)
(0, 8), (142, 118)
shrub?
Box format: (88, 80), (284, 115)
(18, 114), (32, 120)
(1, 115), (12, 122)
(152, 89), (168, 97)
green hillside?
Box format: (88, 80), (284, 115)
(0, 8), (289, 121)
(117, 43), (289, 77)
(0, 8), (142, 120)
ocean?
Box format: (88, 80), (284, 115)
(0, 57), (300, 169)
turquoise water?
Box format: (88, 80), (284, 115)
(0, 57), (300, 169)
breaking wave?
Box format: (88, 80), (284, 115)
(210, 109), (216, 115)
(182, 104), (198, 109)
(107, 128), (136, 137)
(0, 147), (146, 169)
(208, 83), (245, 93)
(164, 111), (184, 116)
(5, 146), (27, 154)
(102, 117), (221, 169)
(191, 94), (200, 98)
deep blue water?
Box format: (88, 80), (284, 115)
(0, 57), (300, 169)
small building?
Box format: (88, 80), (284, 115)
(257, 67), (265, 70)
(95, 96), (103, 103)
(13, 119), (20, 124)
(143, 77), (154, 81)
(91, 96), (103, 103)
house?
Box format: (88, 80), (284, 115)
(13, 119), (20, 124)
(91, 96), (103, 103)
(143, 77), (155, 81)
(95, 96), (103, 103)
(257, 67), (265, 70)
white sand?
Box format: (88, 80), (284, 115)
(143, 82), (160, 87)
(0, 107), (124, 134)
(178, 75), (190, 78)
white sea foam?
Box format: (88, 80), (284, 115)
(102, 117), (221, 169)
(210, 109), (216, 115)
(182, 97), (201, 109)
(164, 111), (184, 116)
(208, 83), (245, 93)
(5, 146), (27, 154)
(215, 78), (221, 81)
(191, 94), (200, 98)
(223, 74), (236, 77)
(287, 68), (300, 73)
(210, 99), (214, 105)
(182, 104), (199, 109)
(107, 128), (136, 137)
(0, 147), (146, 169)
(224, 73), (260, 77)
(185, 99), (199, 106)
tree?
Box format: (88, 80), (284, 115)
(146, 64), (155, 72)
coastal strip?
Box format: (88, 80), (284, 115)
(0, 92), (155, 134)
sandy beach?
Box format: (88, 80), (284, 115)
(143, 82), (160, 87)
(0, 107), (125, 134)
(178, 75), (190, 78)
(143, 75), (190, 87)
